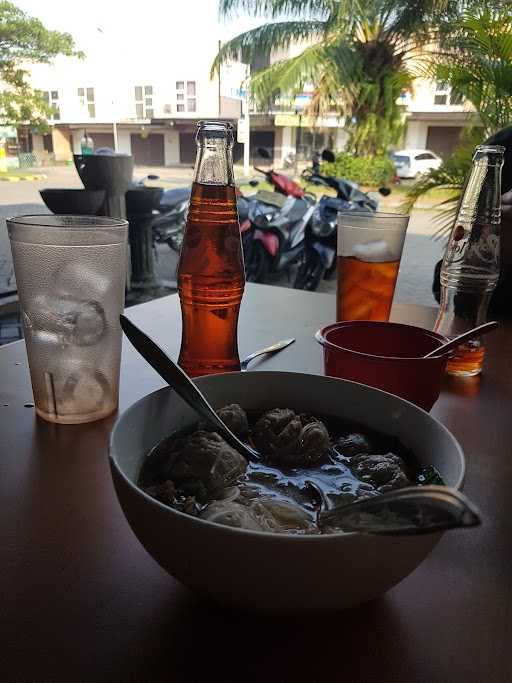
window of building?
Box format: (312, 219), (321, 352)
(176, 81), (184, 90)
(163, 104), (172, 114)
(187, 98), (196, 112)
(42, 90), (60, 121)
(187, 81), (196, 96)
(434, 82), (463, 106)
(78, 87), (95, 117)
(177, 104), (185, 112)
(434, 82), (448, 105)
(135, 85), (153, 119)
(450, 90), (464, 105)
(177, 93), (184, 101)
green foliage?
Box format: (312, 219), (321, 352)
(404, 128), (484, 238)
(214, 1), (460, 156)
(0, 1), (83, 127)
(321, 152), (395, 187)
(407, 5), (512, 234)
(434, 6), (512, 137)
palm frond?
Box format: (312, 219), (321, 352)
(218, 0), (335, 20)
(210, 20), (327, 76)
(249, 42), (331, 104)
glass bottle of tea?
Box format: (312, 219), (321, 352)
(177, 121), (245, 377)
(434, 144), (504, 376)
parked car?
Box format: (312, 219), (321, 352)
(392, 149), (442, 179)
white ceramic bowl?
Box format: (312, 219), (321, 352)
(109, 372), (464, 614)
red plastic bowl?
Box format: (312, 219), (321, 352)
(315, 321), (450, 411)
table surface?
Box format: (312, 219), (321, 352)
(2, 284), (512, 683)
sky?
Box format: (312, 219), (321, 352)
(14, 0), (262, 73)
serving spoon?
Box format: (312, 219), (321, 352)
(316, 485), (481, 535)
(120, 315), (260, 463)
(241, 338), (295, 371)
(423, 321), (498, 358)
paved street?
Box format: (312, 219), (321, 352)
(0, 166), (443, 308)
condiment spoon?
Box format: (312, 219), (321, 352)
(317, 485), (481, 535)
(424, 321), (498, 358)
(120, 315), (260, 463)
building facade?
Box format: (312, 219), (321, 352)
(11, 45), (475, 169)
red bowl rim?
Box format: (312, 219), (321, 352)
(315, 320), (450, 362)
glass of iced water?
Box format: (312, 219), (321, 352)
(336, 212), (410, 321)
(7, 215), (128, 424)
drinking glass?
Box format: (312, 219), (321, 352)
(7, 215), (128, 424)
(336, 212), (410, 321)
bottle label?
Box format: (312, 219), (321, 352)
(446, 222), (499, 269)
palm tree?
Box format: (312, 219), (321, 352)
(404, 5), (512, 236)
(212, 1), (454, 156)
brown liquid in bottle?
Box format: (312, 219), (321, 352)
(178, 181), (245, 377)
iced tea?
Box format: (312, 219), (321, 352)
(178, 181), (245, 377)
(337, 255), (400, 321)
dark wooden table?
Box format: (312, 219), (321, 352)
(2, 284), (512, 683)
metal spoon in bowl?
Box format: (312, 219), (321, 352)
(316, 485), (481, 536)
(240, 338), (295, 371)
(423, 321), (498, 358)
(119, 315), (260, 463)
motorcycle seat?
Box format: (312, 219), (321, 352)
(160, 187), (191, 208)
(285, 197), (310, 222)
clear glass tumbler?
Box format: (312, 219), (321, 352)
(7, 215), (128, 424)
(336, 212), (410, 321)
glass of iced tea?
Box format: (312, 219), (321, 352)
(336, 212), (410, 321)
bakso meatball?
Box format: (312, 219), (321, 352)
(349, 452), (411, 492)
(336, 432), (373, 458)
(253, 408), (330, 466)
(216, 403), (249, 438)
(164, 431), (247, 502)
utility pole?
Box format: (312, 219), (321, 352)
(243, 63), (250, 178)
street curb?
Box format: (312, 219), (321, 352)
(0, 174), (47, 182)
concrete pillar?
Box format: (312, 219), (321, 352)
(404, 120), (427, 149)
(164, 130), (180, 165)
(117, 129), (131, 155)
(335, 127), (348, 151)
(71, 130), (84, 154)
(51, 128), (72, 162)
(274, 127), (284, 167)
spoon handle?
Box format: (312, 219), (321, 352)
(120, 316), (258, 462)
(241, 338), (295, 371)
(318, 485), (481, 535)
(424, 321), (499, 358)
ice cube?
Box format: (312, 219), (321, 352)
(24, 295), (106, 347)
(352, 239), (393, 263)
(55, 259), (112, 299)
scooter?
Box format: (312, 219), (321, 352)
(294, 154), (390, 290)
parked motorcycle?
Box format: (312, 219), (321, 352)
(294, 154), (391, 291)
(131, 174), (190, 253)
